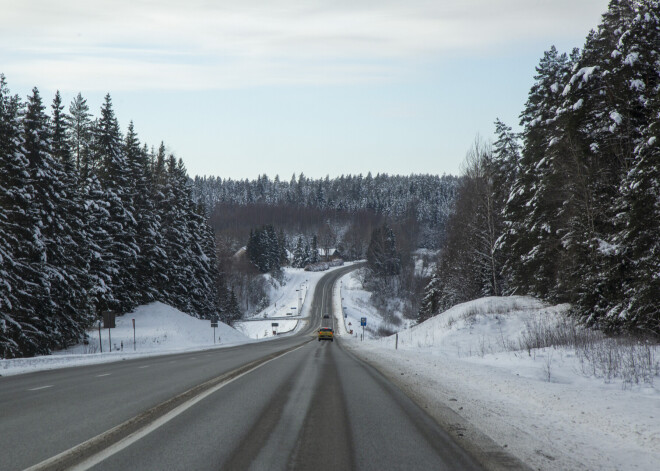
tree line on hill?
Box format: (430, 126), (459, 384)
(194, 172), (459, 249)
(0, 78), (238, 358)
(420, 0), (659, 336)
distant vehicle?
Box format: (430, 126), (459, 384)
(318, 327), (333, 342)
(323, 314), (330, 319)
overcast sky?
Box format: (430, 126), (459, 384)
(1, 0), (609, 179)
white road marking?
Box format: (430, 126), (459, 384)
(138, 365), (149, 369)
(96, 373), (111, 377)
(28, 385), (53, 391)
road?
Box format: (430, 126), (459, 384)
(0, 264), (483, 471)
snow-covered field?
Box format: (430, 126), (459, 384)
(0, 302), (251, 376)
(337, 270), (660, 471)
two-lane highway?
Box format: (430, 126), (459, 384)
(1, 264), (486, 470)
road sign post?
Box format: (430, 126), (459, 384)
(98, 320), (102, 353)
(211, 319), (218, 344)
(101, 311), (116, 351)
(360, 317), (366, 341)
(132, 318), (136, 351)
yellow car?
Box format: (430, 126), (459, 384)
(318, 327), (334, 342)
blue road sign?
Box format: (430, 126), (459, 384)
(360, 317), (367, 326)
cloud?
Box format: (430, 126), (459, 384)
(1, 0), (608, 90)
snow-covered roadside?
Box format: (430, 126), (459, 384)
(334, 266), (412, 339)
(235, 264), (354, 339)
(1, 264), (354, 376)
(336, 271), (660, 471)
(0, 302), (251, 377)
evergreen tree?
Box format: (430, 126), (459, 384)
(292, 236), (306, 268)
(0, 76), (44, 357)
(607, 1), (660, 332)
(500, 46), (575, 299)
(310, 234), (320, 264)
(68, 93), (93, 174)
(367, 224), (401, 276)
(94, 94), (139, 313)
(418, 268), (442, 323)
(23, 87), (94, 351)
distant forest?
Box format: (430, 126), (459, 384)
(420, 0), (659, 335)
(194, 173), (459, 249)
(194, 173), (459, 320)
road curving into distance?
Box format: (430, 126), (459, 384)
(0, 263), (520, 470)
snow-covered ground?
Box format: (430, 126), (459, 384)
(336, 270), (660, 471)
(235, 264), (351, 339)
(336, 267), (412, 339)
(1, 264), (352, 375)
(0, 302), (252, 377)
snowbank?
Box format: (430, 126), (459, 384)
(0, 302), (251, 376)
(337, 279), (660, 471)
(335, 267), (411, 339)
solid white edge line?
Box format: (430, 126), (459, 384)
(25, 343), (307, 471)
(28, 385), (53, 391)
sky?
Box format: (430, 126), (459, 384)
(1, 0), (610, 179)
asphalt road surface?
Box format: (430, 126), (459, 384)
(0, 264), (484, 471)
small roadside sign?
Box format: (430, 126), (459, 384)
(102, 311), (116, 328)
(360, 317), (367, 326)
(211, 319), (218, 344)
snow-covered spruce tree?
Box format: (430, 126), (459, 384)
(186, 195), (220, 318)
(246, 228), (266, 272)
(93, 94), (139, 313)
(418, 268), (442, 323)
(555, 0), (658, 328)
(310, 234), (320, 264)
(78, 133), (115, 317)
(155, 153), (220, 318)
(225, 289), (242, 325)
(292, 236), (306, 268)
(149, 143), (172, 298)
(22, 87), (90, 352)
(0, 76), (45, 357)
(500, 46), (576, 300)
(67, 92), (93, 172)
(277, 228), (288, 267)
(606, 1), (660, 333)
(160, 154), (195, 313)
(49, 91), (95, 346)
(614, 105), (660, 333)
(246, 224), (284, 273)
(125, 124), (164, 305)
(366, 224), (401, 277)
(491, 119), (521, 293)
